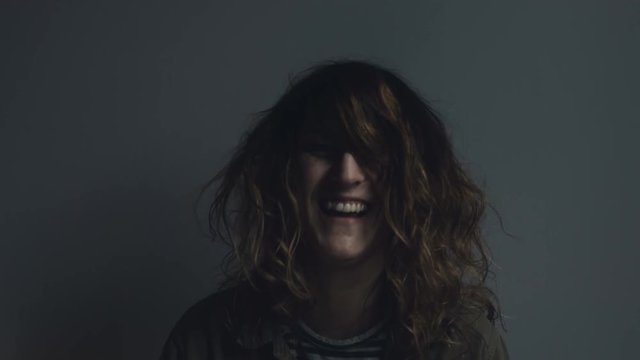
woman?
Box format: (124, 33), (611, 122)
(161, 60), (508, 360)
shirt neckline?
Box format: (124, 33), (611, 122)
(295, 318), (387, 347)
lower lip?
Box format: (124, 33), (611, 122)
(323, 215), (365, 223)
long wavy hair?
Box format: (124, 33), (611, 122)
(207, 60), (499, 359)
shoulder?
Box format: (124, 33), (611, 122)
(169, 288), (235, 334)
(159, 285), (257, 360)
(439, 309), (509, 360)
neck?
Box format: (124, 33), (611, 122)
(301, 251), (386, 339)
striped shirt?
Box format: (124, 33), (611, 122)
(284, 321), (388, 360)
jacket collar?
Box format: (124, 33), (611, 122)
(233, 316), (285, 348)
(231, 315), (295, 360)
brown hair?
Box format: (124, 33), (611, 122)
(207, 60), (500, 358)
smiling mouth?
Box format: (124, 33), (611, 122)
(319, 199), (370, 218)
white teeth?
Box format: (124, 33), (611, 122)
(324, 201), (368, 214)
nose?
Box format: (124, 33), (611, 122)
(336, 152), (366, 185)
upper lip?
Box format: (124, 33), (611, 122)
(320, 196), (371, 206)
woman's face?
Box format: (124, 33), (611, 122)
(296, 132), (388, 266)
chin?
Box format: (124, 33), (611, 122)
(316, 237), (373, 263)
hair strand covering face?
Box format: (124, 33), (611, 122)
(205, 60), (501, 359)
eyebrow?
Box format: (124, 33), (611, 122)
(298, 130), (333, 143)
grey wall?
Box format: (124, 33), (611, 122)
(2, 1), (639, 359)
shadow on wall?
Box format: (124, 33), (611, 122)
(10, 184), (215, 360)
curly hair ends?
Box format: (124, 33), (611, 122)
(206, 60), (500, 359)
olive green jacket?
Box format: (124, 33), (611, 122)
(160, 287), (508, 360)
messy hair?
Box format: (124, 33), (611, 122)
(207, 60), (499, 359)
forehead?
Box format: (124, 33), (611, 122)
(292, 91), (393, 160)
(297, 123), (353, 147)
(296, 115), (350, 145)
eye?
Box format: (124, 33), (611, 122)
(301, 144), (338, 159)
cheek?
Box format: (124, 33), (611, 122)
(304, 170), (323, 195)
(298, 157), (330, 195)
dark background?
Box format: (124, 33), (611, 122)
(2, 1), (639, 359)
